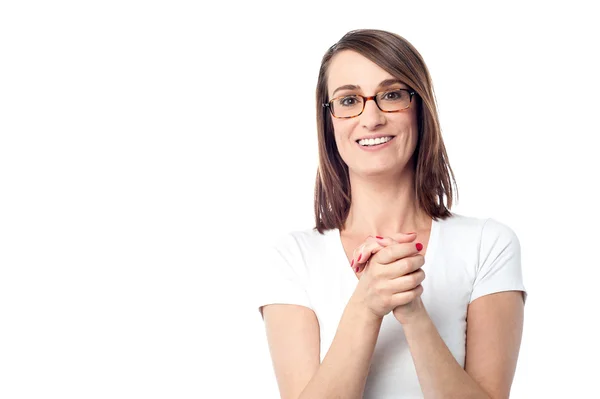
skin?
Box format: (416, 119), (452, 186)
(328, 50), (431, 242)
(261, 50), (524, 399)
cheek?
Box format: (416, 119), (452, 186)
(332, 119), (344, 134)
(394, 112), (419, 138)
(332, 120), (353, 143)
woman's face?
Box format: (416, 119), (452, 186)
(327, 50), (419, 178)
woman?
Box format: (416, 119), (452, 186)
(256, 29), (526, 399)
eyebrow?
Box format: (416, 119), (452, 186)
(331, 79), (407, 97)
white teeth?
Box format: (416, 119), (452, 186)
(358, 136), (393, 146)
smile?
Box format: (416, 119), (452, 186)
(356, 136), (395, 147)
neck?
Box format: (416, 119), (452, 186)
(342, 167), (430, 238)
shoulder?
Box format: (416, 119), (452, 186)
(480, 218), (519, 242)
(439, 212), (518, 244)
(436, 213), (487, 249)
(443, 213), (521, 272)
(477, 217), (521, 262)
(436, 213), (521, 267)
(438, 212), (486, 230)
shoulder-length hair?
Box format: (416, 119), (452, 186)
(314, 29), (457, 234)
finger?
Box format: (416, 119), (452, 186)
(375, 232), (417, 246)
(355, 233), (417, 273)
(380, 254), (425, 278)
(388, 268), (426, 293)
(353, 239), (385, 272)
(374, 240), (424, 265)
(375, 233), (417, 243)
(390, 284), (424, 307)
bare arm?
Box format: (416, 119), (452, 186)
(401, 291), (524, 399)
(464, 291), (524, 398)
(260, 233), (421, 399)
(261, 296), (383, 399)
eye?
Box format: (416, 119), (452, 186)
(381, 90), (405, 101)
(337, 95), (360, 107)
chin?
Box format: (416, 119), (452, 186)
(355, 165), (396, 177)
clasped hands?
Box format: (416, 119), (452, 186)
(350, 232), (426, 325)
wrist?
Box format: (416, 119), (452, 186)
(347, 296), (383, 327)
(394, 299), (429, 326)
(398, 307), (430, 327)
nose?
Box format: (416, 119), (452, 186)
(360, 98), (386, 130)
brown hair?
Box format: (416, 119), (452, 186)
(314, 29), (457, 234)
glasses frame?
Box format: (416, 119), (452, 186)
(323, 88), (416, 119)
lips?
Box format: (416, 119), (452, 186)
(355, 134), (396, 143)
(356, 135), (396, 151)
(357, 136), (395, 147)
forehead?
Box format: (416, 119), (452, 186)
(327, 50), (397, 96)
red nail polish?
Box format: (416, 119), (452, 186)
(357, 253), (362, 262)
(376, 236), (384, 239)
(416, 243), (423, 251)
(406, 232), (416, 235)
(355, 266), (360, 273)
(351, 259), (354, 267)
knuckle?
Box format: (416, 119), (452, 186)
(408, 289), (419, 301)
(379, 296), (391, 309)
(402, 273), (415, 287)
(416, 269), (425, 283)
(410, 273), (420, 286)
(378, 247), (389, 260)
(397, 293), (410, 306)
(383, 246), (395, 258)
(409, 257), (421, 271)
(400, 259), (412, 274)
(415, 284), (424, 296)
(372, 267), (383, 279)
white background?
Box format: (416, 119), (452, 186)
(1, 1), (598, 398)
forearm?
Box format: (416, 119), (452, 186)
(403, 311), (490, 399)
(298, 298), (382, 399)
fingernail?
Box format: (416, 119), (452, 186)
(406, 232), (417, 235)
(357, 253), (362, 262)
(375, 236), (384, 239)
(416, 243), (423, 251)
(355, 266), (359, 273)
(351, 259), (354, 267)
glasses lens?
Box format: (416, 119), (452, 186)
(376, 89), (411, 111)
(331, 95), (364, 118)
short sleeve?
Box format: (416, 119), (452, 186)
(255, 233), (313, 317)
(470, 218), (528, 304)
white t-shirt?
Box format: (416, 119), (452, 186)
(256, 213), (527, 398)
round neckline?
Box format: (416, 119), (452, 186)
(329, 217), (441, 281)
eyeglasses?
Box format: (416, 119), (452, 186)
(323, 88), (416, 119)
